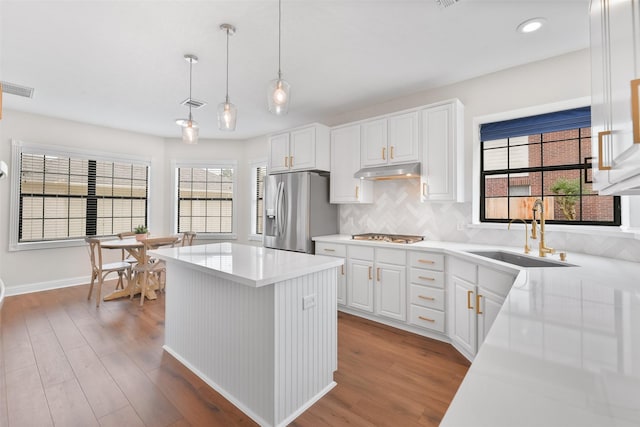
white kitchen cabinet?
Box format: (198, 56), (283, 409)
(448, 256), (518, 360)
(590, 0), (640, 194)
(420, 99), (464, 202)
(268, 123), (330, 174)
(375, 261), (406, 321)
(348, 258), (374, 313)
(360, 112), (419, 167)
(408, 251), (446, 334)
(315, 242), (347, 305)
(330, 124), (373, 204)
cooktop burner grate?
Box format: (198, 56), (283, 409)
(351, 233), (424, 244)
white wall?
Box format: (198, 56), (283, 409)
(329, 49), (640, 262)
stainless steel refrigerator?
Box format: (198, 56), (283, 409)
(264, 171), (338, 253)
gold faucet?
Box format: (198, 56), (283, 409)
(508, 219), (530, 254)
(531, 198), (555, 257)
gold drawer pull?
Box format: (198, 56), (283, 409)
(376, 267), (381, 281)
(284, 156), (288, 167)
(390, 145), (394, 159)
(290, 156), (294, 167)
(418, 259), (435, 264)
(467, 290), (474, 310)
(598, 130), (612, 171)
(422, 182), (427, 197)
(418, 276), (435, 281)
(323, 248), (335, 252)
(476, 294), (483, 315)
(418, 316), (435, 323)
(418, 295), (435, 301)
(368, 266), (372, 280)
(341, 265), (344, 275)
(382, 147), (386, 160)
(355, 185), (359, 199)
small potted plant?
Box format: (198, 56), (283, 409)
(134, 224), (148, 241)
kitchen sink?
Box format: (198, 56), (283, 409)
(467, 250), (574, 268)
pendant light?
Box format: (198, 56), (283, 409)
(175, 54), (199, 144)
(267, 0), (290, 115)
(218, 23), (237, 131)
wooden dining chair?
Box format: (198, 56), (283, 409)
(181, 231), (197, 246)
(85, 237), (132, 307)
(117, 231), (138, 264)
(132, 236), (180, 306)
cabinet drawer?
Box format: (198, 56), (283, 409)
(450, 257), (477, 283)
(409, 285), (445, 310)
(348, 245), (374, 261)
(409, 251), (444, 271)
(409, 305), (445, 334)
(315, 242), (346, 257)
(376, 248), (406, 265)
(478, 266), (517, 298)
(409, 268), (444, 288)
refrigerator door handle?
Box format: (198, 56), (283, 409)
(278, 181), (287, 236)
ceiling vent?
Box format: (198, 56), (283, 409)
(180, 98), (207, 109)
(1, 81), (35, 98)
(435, 0), (460, 9)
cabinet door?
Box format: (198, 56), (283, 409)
(375, 262), (406, 321)
(290, 126), (316, 171)
(451, 276), (477, 357)
(330, 125), (373, 203)
(361, 118), (388, 167)
(268, 133), (290, 173)
(387, 111), (419, 164)
(477, 288), (505, 349)
(348, 259), (374, 313)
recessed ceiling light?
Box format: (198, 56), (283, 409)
(517, 18), (546, 34)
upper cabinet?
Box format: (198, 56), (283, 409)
(420, 99), (464, 202)
(330, 124), (373, 204)
(268, 123), (330, 174)
(360, 111), (419, 167)
(590, 0), (640, 194)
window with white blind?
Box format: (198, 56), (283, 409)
(249, 162), (267, 240)
(176, 162), (237, 238)
(10, 140), (150, 250)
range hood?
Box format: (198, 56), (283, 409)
(354, 162), (421, 180)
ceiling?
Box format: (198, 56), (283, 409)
(0, 0), (590, 140)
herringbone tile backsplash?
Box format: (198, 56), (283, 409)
(339, 179), (640, 263)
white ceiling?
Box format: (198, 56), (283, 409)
(0, 0), (590, 140)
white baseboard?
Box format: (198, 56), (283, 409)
(4, 275), (90, 296)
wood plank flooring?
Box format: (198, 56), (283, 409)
(0, 282), (469, 426)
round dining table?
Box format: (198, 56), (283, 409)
(100, 238), (155, 301)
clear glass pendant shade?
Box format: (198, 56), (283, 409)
(267, 78), (290, 115)
(181, 120), (199, 144)
(217, 101), (237, 131)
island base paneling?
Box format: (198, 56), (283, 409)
(163, 262), (338, 427)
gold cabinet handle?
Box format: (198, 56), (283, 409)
(390, 145), (394, 159)
(422, 182), (427, 197)
(323, 248), (335, 252)
(467, 290), (474, 310)
(418, 276), (435, 281)
(290, 156), (294, 167)
(341, 264), (344, 275)
(418, 295), (435, 301)
(284, 156), (288, 168)
(368, 266), (372, 280)
(382, 147), (386, 160)
(355, 185), (359, 199)
(418, 315), (435, 323)
(598, 130), (612, 171)
(476, 294), (483, 315)
(376, 267), (381, 281)
(418, 259), (435, 264)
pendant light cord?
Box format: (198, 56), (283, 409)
(226, 28), (230, 103)
(188, 57), (193, 121)
(277, 0), (282, 79)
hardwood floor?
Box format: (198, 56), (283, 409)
(0, 282), (469, 427)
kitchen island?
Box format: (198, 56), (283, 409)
(149, 243), (343, 427)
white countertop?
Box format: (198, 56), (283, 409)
(313, 234), (640, 426)
(149, 242), (344, 288)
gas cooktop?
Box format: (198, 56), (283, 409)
(351, 233), (424, 244)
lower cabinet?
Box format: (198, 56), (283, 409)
(349, 258), (374, 312)
(315, 242), (347, 306)
(376, 261), (406, 321)
(449, 256), (518, 359)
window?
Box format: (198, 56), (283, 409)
(176, 163), (236, 237)
(480, 107), (620, 225)
(249, 162), (267, 239)
(11, 141), (149, 249)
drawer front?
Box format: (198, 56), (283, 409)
(409, 268), (445, 289)
(348, 245), (374, 261)
(409, 305), (445, 334)
(376, 248), (406, 265)
(478, 266), (517, 298)
(450, 257), (478, 284)
(315, 242), (346, 258)
(409, 284), (445, 310)
(409, 251), (444, 271)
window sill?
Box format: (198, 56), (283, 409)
(193, 233), (237, 241)
(468, 222), (637, 239)
(10, 238), (88, 252)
